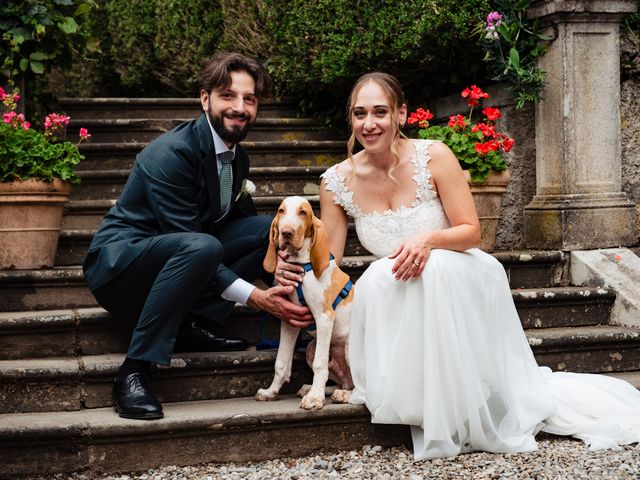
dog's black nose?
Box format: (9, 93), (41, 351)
(281, 228), (294, 239)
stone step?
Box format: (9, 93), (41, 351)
(77, 140), (345, 170)
(59, 194), (319, 231)
(59, 97), (300, 119)
(0, 286), (615, 360)
(2, 323), (637, 415)
(0, 253), (568, 313)
(0, 395), (411, 478)
(0, 350), (312, 414)
(4, 368), (639, 478)
(529, 325), (640, 373)
(0, 257), (370, 312)
(68, 117), (342, 143)
(70, 165), (328, 201)
(56, 228), (370, 267)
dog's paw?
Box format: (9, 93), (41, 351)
(300, 393), (325, 410)
(255, 388), (279, 401)
(331, 389), (352, 404)
(296, 384), (312, 398)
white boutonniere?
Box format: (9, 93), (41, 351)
(236, 179), (256, 200)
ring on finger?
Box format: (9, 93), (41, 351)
(413, 260), (420, 266)
(280, 269), (286, 278)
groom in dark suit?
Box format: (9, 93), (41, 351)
(83, 52), (312, 420)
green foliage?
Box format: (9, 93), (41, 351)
(248, 0), (491, 115)
(154, 0), (223, 93)
(418, 124), (507, 182)
(102, 0), (222, 95)
(408, 87), (511, 182)
(0, 122), (83, 183)
(0, 0), (99, 85)
(476, 0), (552, 108)
(0, 88), (83, 183)
(105, 0), (157, 92)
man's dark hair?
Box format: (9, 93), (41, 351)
(199, 52), (272, 101)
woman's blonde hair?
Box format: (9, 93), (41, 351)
(346, 72), (407, 181)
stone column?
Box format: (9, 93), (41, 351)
(523, 0), (638, 250)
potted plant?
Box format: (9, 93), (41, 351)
(0, 87), (90, 269)
(406, 85), (514, 252)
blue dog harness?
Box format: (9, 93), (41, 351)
(255, 255), (353, 349)
(295, 257), (354, 320)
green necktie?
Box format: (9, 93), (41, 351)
(218, 150), (234, 211)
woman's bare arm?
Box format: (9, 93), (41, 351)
(319, 176), (349, 264)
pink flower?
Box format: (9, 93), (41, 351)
(44, 113), (70, 130)
(487, 11), (502, 28)
(22, 121), (31, 130)
(79, 127), (91, 140)
(3, 111), (16, 124)
(12, 93), (20, 103)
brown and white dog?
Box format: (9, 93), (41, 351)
(256, 196), (354, 410)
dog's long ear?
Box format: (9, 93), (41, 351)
(263, 215), (280, 273)
(310, 214), (330, 278)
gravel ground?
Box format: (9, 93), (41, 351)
(42, 435), (640, 480)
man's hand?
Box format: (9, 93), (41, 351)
(247, 285), (314, 328)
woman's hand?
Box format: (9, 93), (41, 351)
(274, 250), (305, 287)
(388, 232), (433, 281)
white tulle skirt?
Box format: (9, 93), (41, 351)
(348, 249), (640, 460)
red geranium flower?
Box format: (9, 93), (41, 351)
(501, 137), (515, 152)
(461, 85), (489, 107)
(448, 114), (466, 128)
(407, 108), (434, 126)
(471, 123), (496, 138)
(482, 107), (501, 121)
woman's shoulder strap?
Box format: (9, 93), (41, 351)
(321, 164), (361, 218)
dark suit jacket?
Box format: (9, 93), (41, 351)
(83, 113), (257, 292)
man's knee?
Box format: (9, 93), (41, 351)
(177, 233), (223, 264)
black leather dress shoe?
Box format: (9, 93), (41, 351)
(112, 372), (163, 420)
(175, 321), (249, 352)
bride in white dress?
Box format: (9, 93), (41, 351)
(315, 72), (640, 460)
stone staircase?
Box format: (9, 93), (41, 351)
(1, 98), (640, 478)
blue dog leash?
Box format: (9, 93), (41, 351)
(256, 255), (353, 349)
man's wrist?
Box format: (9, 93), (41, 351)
(247, 287), (265, 310)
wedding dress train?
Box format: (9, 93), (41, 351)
(322, 139), (640, 460)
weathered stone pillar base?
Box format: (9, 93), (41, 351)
(524, 193), (636, 250)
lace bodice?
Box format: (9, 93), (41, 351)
(322, 139), (450, 258)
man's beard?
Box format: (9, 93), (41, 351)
(208, 107), (254, 145)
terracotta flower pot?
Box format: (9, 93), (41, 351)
(0, 178), (71, 270)
(464, 170), (510, 252)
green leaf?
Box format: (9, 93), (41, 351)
(19, 58), (29, 71)
(30, 60), (45, 74)
(54, 0), (74, 5)
(30, 52), (46, 61)
(509, 47), (520, 69)
(75, 3), (92, 16)
(58, 17), (79, 34)
(85, 37), (101, 53)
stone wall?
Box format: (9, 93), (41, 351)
(428, 25), (640, 251)
(621, 30), (640, 244)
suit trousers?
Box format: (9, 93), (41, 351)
(92, 215), (272, 365)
